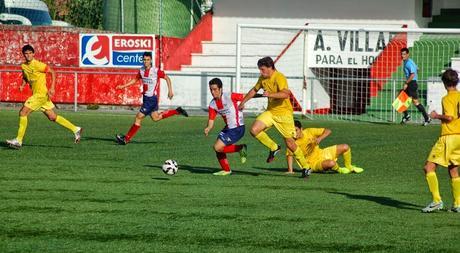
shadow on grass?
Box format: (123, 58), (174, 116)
(328, 191), (422, 210)
(145, 164), (261, 176)
(0, 142), (13, 149)
(151, 177), (170, 181)
(82, 136), (158, 145)
(253, 166), (338, 174)
(253, 166), (290, 173)
(0, 141), (74, 149)
(25, 144), (74, 149)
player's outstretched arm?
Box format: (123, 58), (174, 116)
(163, 74), (174, 99)
(116, 77), (139, 90)
(238, 88), (258, 110)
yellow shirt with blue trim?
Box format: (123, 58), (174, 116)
(441, 90), (460, 136)
(254, 70), (293, 115)
(21, 59), (49, 96)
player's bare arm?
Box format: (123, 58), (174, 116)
(404, 73), (415, 90)
(263, 88), (290, 99)
(316, 128), (331, 144)
(19, 76), (27, 92)
(163, 74), (174, 99)
(430, 111), (453, 123)
(238, 88), (258, 110)
(48, 67), (56, 97)
(117, 76), (140, 89)
(204, 119), (215, 136)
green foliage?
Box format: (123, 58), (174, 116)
(0, 110), (457, 252)
(66, 0), (103, 29)
(42, 0), (70, 21)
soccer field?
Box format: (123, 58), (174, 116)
(0, 109), (458, 252)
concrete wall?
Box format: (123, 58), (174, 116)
(432, 0), (460, 16)
(212, 0), (426, 42)
(214, 0), (416, 20)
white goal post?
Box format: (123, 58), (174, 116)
(236, 24), (460, 123)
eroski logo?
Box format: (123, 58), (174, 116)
(81, 35), (110, 66)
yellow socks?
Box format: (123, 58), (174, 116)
(451, 177), (460, 207)
(293, 147), (310, 169)
(254, 131), (278, 151)
(16, 116), (28, 144)
(426, 172), (442, 203)
(343, 148), (352, 168)
(55, 115), (78, 133)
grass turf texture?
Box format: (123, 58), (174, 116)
(0, 109), (459, 252)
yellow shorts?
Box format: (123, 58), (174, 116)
(24, 95), (55, 112)
(309, 145), (338, 172)
(427, 135), (460, 167)
(256, 111), (296, 139)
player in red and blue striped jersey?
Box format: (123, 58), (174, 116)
(115, 52), (188, 145)
(204, 78), (248, 176)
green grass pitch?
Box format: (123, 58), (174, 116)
(0, 109), (459, 252)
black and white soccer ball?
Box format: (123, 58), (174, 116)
(162, 159), (178, 175)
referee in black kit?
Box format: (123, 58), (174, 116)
(400, 48), (431, 126)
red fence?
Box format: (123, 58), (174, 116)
(0, 12), (213, 106)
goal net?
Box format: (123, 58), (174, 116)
(236, 24), (460, 123)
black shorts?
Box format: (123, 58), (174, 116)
(405, 81), (419, 99)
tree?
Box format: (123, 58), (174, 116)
(66, 0), (103, 29)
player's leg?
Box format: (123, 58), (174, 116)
(423, 137), (448, 212)
(118, 112), (145, 144)
(251, 112), (280, 161)
(320, 160), (335, 170)
(149, 95), (188, 121)
(212, 127), (245, 175)
(44, 109), (82, 143)
(335, 144), (363, 173)
(117, 96), (153, 145)
(408, 81), (429, 124)
(285, 138), (311, 178)
(447, 135), (460, 212)
(213, 139), (231, 176)
(449, 165), (460, 212)
(422, 161), (443, 213)
(412, 98), (430, 125)
(6, 106), (33, 148)
(400, 110), (411, 124)
(272, 115), (310, 177)
(150, 109), (187, 121)
(216, 126), (247, 164)
(318, 159), (350, 174)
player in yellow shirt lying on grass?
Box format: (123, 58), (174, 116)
(286, 120), (364, 175)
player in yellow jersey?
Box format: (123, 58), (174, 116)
(422, 69), (460, 213)
(286, 120), (363, 175)
(239, 57), (312, 179)
(6, 45), (82, 149)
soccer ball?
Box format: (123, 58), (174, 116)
(162, 159), (178, 175)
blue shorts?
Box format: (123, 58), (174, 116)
(139, 95), (159, 115)
(218, 125), (245, 145)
